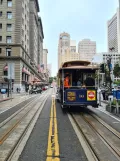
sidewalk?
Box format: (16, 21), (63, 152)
(101, 100), (109, 104)
(0, 92), (28, 103)
(0, 93), (35, 113)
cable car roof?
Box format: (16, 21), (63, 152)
(59, 65), (98, 70)
(61, 60), (91, 68)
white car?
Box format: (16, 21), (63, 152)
(50, 85), (53, 88)
(45, 86), (48, 89)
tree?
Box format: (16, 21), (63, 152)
(113, 63), (120, 77)
(54, 76), (57, 80)
(49, 77), (53, 84)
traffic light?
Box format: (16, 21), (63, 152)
(100, 64), (105, 73)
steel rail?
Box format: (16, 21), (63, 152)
(6, 94), (49, 161)
(81, 113), (120, 158)
(70, 112), (120, 161)
(0, 95), (44, 144)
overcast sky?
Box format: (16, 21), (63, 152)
(39, 0), (118, 76)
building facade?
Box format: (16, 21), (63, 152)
(107, 8), (120, 52)
(58, 32), (70, 69)
(70, 40), (76, 53)
(47, 64), (52, 77)
(29, 0), (39, 65)
(78, 39), (96, 61)
(0, 0), (44, 92)
(61, 48), (79, 63)
(43, 49), (48, 73)
(38, 17), (44, 66)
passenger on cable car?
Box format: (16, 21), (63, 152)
(84, 75), (95, 89)
(64, 74), (70, 88)
(81, 82), (86, 89)
(77, 79), (82, 87)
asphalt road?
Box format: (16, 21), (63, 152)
(18, 94), (88, 161)
(14, 89), (120, 161)
(18, 96), (51, 161)
(0, 96), (36, 124)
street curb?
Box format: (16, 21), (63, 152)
(0, 98), (12, 102)
(101, 101), (108, 104)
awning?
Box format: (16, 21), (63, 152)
(22, 68), (30, 75)
(4, 66), (8, 71)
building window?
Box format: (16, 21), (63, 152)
(7, 12), (12, 19)
(1, 0), (3, 4)
(22, 40), (24, 46)
(22, 50), (24, 58)
(22, 7), (24, 14)
(0, 24), (2, 29)
(7, 24), (12, 31)
(7, 0), (12, 7)
(0, 11), (2, 17)
(0, 36), (2, 41)
(22, 29), (24, 36)
(6, 36), (12, 43)
(0, 48), (2, 54)
(6, 48), (11, 56)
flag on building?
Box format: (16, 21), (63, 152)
(38, 64), (44, 73)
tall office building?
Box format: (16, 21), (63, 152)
(70, 40), (76, 53)
(0, 0), (44, 92)
(78, 39), (96, 61)
(58, 32), (70, 69)
(107, 8), (120, 52)
(61, 48), (79, 63)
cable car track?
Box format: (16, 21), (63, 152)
(0, 92), (49, 161)
(68, 112), (120, 161)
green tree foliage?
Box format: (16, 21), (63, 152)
(113, 63), (120, 77)
(49, 77), (53, 83)
(114, 80), (120, 85)
(54, 76), (57, 80)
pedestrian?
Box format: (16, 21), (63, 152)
(77, 79), (81, 87)
(16, 88), (18, 93)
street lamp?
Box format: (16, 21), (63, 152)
(107, 47), (115, 93)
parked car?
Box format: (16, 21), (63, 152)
(45, 86), (48, 89)
(42, 87), (46, 91)
(50, 85), (53, 88)
(29, 88), (42, 94)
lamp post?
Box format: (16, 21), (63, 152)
(106, 55), (112, 93)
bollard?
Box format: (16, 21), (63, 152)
(99, 91), (101, 106)
(116, 99), (119, 114)
(109, 98), (112, 112)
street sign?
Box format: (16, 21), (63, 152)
(8, 63), (15, 79)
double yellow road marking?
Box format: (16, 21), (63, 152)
(46, 98), (60, 161)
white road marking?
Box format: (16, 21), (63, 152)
(0, 95), (37, 115)
(0, 108), (11, 114)
(112, 122), (120, 124)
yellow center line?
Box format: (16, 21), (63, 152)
(46, 98), (60, 161)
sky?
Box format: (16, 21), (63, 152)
(39, 0), (118, 76)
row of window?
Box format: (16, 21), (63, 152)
(0, 24), (12, 31)
(0, 11), (12, 19)
(0, 36), (12, 43)
(0, 0), (12, 7)
(0, 48), (11, 56)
